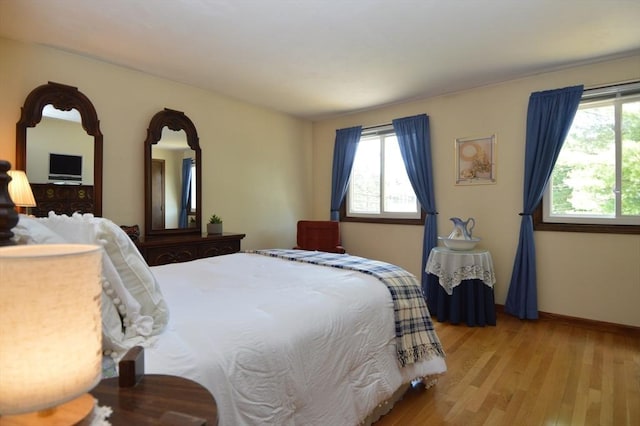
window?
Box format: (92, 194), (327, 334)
(535, 82), (640, 234)
(341, 127), (424, 224)
(189, 161), (197, 213)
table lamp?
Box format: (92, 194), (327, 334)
(0, 244), (102, 425)
(6, 170), (36, 214)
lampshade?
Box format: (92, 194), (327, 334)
(7, 170), (36, 207)
(0, 244), (102, 416)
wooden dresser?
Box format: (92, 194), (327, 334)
(30, 183), (95, 217)
(139, 233), (245, 266)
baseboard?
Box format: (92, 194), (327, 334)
(495, 304), (640, 337)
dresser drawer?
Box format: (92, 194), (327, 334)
(141, 233), (245, 266)
(198, 239), (241, 258)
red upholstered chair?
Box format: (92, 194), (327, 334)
(294, 220), (346, 254)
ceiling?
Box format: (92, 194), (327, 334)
(1, 0), (639, 120)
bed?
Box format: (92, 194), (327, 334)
(2, 194), (446, 424)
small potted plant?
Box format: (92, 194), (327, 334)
(207, 214), (223, 235)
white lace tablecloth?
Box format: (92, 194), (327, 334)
(425, 247), (496, 295)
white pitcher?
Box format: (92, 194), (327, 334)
(447, 217), (475, 240)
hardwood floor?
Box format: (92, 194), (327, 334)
(375, 311), (640, 426)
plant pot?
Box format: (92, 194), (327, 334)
(207, 223), (223, 235)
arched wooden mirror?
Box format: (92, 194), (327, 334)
(144, 108), (201, 238)
(16, 81), (103, 217)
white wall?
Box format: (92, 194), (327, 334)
(312, 55), (640, 327)
(0, 37), (314, 250)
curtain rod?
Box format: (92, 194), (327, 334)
(584, 79), (640, 92)
(358, 81), (636, 131)
(362, 122), (392, 130)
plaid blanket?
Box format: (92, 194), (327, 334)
(250, 249), (445, 367)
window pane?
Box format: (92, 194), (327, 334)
(550, 104), (615, 216)
(190, 163), (196, 211)
(349, 138), (380, 214)
(383, 136), (417, 213)
(621, 100), (640, 215)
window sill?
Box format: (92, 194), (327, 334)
(533, 205), (640, 234)
(339, 204), (426, 225)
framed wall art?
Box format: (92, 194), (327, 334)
(455, 134), (496, 185)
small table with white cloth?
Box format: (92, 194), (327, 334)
(425, 247), (496, 326)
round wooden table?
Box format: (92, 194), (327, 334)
(91, 375), (218, 425)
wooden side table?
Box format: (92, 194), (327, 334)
(90, 375), (218, 425)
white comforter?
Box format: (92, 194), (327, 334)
(145, 252), (446, 426)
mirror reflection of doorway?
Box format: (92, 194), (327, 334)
(151, 159), (165, 229)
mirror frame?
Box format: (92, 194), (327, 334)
(144, 108), (201, 238)
(15, 81), (103, 216)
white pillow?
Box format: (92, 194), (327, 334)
(101, 292), (126, 352)
(101, 290), (148, 360)
(11, 214), (66, 245)
(101, 251), (154, 339)
(40, 211), (97, 244)
(36, 212), (160, 351)
(94, 217), (169, 336)
(11, 214), (132, 356)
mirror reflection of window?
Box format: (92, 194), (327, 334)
(152, 128), (195, 229)
(190, 162), (196, 213)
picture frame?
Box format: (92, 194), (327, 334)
(455, 134), (496, 185)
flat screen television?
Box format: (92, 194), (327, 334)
(49, 153), (82, 181)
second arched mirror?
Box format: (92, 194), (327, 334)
(144, 108), (201, 238)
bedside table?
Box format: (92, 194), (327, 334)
(90, 375), (218, 425)
(425, 247), (497, 326)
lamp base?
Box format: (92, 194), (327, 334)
(0, 393), (94, 425)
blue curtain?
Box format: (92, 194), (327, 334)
(505, 85), (583, 319)
(178, 158), (193, 228)
(330, 126), (362, 221)
(392, 114), (437, 296)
